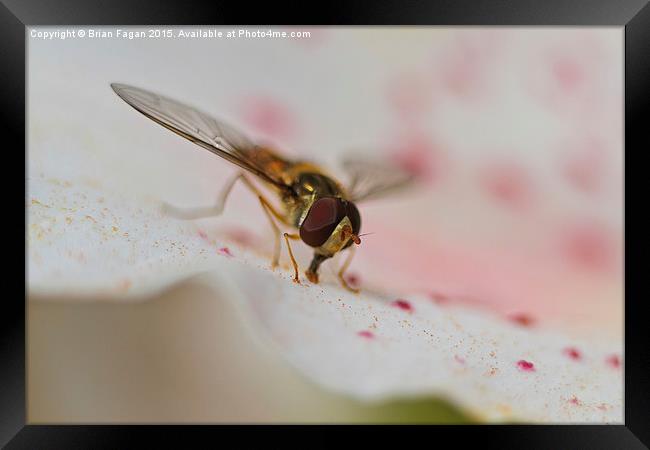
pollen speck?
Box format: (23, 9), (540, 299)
(117, 278), (132, 292)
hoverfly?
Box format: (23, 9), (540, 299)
(111, 83), (415, 292)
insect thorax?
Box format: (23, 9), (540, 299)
(286, 172), (346, 228)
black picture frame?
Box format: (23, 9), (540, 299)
(5, 0), (649, 447)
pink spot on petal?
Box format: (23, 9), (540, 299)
(563, 154), (605, 195)
(559, 136), (609, 196)
(443, 63), (475, 97)
(605, 354), (621, 369)
(218, 247), (234, 257)
(454, 355), (466, 365)
(389, 132), (447, 183)
(391, 299), (414, 313)
(345, 272), (361, 289)
(238, 96), (296, 142)
(480, 163), (534, 211)
(429, 291), (449, 305)
(516, 360), (535, 372)
(568, 396), (581, 406)
(222, 227), (257, 248)
(553, 58), (585, 93)
(357, 330), (375, 339)
(563, 347), (582, 361)
(386, 72), (433, 120)
(439, 48), (482, 99)
(559, 221), (617, 273)
(508, 313), (536, 327)
(198, 230), (208, 240)
(435, 34), (501, 102)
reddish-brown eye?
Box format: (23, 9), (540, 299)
(300, 198), (344, 247)
(300, 197), (361, 248)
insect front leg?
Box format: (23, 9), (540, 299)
(338, 246), (360, 293)
(283, 233), (301, 283)
(161, 172), (243, 220)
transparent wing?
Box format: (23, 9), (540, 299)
(342, 156), (416, 203)
(111, 83), (291, 190)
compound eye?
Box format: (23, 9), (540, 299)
(345, 201), (361, 236)
(299, 197), (346, 247)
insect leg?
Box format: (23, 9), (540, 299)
(283, 233), (301, 283)
(338, 246), (360, 293)
(256, 196), (282, 270)
(237, 175), (293, 272)
(238, 175), (290, 225)
(161, 172), (243, 220)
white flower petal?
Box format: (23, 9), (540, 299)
(222, 267), (622, 423)
(28, 180), (621, 422)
